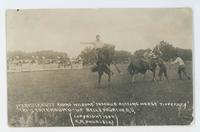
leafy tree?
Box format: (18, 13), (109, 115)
(155, 40), (177, 61)
(154, 40), (192, 61)
(78, 47), (96, 65)
(113, 50), (132, 63)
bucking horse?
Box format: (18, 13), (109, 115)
(91, 44), (121, 88)
(128, 57), (168, 84)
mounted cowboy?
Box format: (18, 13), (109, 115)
(80, 34), (120, 88)
(80, 34), (107, 65)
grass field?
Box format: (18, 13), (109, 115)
(7, 62), (193, 126)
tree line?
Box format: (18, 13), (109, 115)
(7, 50), (70, 60)
(79, 40), (192, 65)
(7, 40), (192, 64)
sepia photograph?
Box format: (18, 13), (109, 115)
(6, 8), (193, 127)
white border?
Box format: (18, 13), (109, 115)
(0, 0), (200, 132)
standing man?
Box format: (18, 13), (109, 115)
(171, 55), (191, 80)
(80, 34), (110, 70)
(143, 49), (158, 69)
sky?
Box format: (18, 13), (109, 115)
(6, 8), (193, 57)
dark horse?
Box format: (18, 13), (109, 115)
(128, 58), (157, 84)
(128, 57), (168, 84)
(91, 45), (120, 88)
